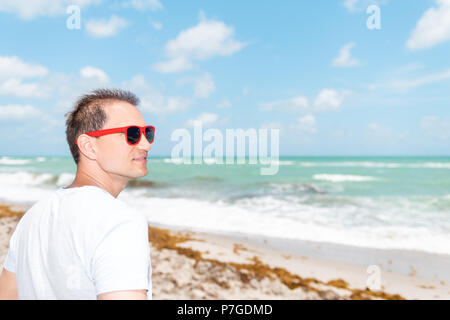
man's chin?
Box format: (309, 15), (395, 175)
(135, 167), (149, 177)
(124, 167), (148, 179)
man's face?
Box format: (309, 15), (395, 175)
(93, 101), (152, 181)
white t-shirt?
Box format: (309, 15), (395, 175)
(3, 185), (152, 300)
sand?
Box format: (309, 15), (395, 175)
(1, 202), (449, 300)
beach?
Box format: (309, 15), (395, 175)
(2, 201), (449, 300)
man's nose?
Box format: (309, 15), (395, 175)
(137, 132), (152, 151)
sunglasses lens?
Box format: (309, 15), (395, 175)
(126, 126), (141, 144)
(145, 126), (154, 144)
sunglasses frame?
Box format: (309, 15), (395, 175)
(75, 125), (155, 146)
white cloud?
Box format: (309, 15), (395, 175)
(296, 115), (317, 134)
(166, 15), (244, 59)
(140, 94), (191, 115)
(159, 97), (192, 114)
(122, 75), (192, 115)
(0, 78), (49, 98)
(86, 15), (128, 38)
(421, 116), (450, 140)
(121, 74), (148, 91)
(140, 93), (190, 115)
(286, 115), (318, 144)
(151, 21), (163, 30)
(396, 63), (425, 73)
(0, 56), (48, 80)
(153, 13), (246, 73)
(366, 123), (408, 144)
(39, 113), (64, 132)
(407, 0), (450, 50)
(261, 96), (309, 113)
(314, 89), (347, 111)
(343, 0), (359, 12)
(127, 0), (163, 11)
(0, 57), (102, 103)
(261, 121), (284, 138)
(217, 99), (231, 108)
(177, 72), (216, 99)
(153, 56), (193, 74)
(261, 121), (283, 130)
(194, 73), (215, 98)
(80, 66), (109, 83)
(261, 89), (348, 113)
(0, 56), (49, 98)
(186, 112), (219, 127)
(331, 129), (351, 139)
(0, 0), (99, 20)
(50, 72), (120, 112)
(332, 42), (361, 67)
(387, 69), (450, 90)
(0, 104), (42, 121)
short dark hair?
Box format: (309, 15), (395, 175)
(65, 88), (140, 165)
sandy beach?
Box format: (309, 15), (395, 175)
(1, 201), (449, 300)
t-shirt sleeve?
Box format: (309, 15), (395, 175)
(91, 215), (151, 297)
(3, 248), (16, 273)
(3, 229), (17, 273)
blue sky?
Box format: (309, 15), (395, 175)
(0, 0), (449, 157)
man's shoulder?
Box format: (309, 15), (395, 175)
(62, 186), (115, 202)
(58, 186), (118, 211)
(79, 188), (145, 224)
(63, 188), (147, 245)
(91, 200), (148, 248)
(55, 186), (141, 224)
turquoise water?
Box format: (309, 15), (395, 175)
(1, 155), (449, 254)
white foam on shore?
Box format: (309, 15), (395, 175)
(1, 178), (448, 256)
(313, 174), (378, 182)
(164, 158), (183, 164)
(0, 157), (31, 165)
(0, 185), (55, 206)
(204, 158), (217, 165)
(269, 160), (295, 166)
(0, 172), (53, 185)
(116, 189), (450, 256)
(299, 161), (450, 169)
(420, 162), (450, 169)
(56, 173), (75, 186)
(0, 172), (75, 188)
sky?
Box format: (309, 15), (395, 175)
(0, 0), (449, 157)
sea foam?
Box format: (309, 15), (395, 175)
(313, 174), (378, 182)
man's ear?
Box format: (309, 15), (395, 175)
(77, 134), (97, 161)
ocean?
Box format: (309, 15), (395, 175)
(0, 155), (449, 256)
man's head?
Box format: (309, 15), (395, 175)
(65, 88), (152, 182)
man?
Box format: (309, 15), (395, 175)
(0, 88), (154, 300)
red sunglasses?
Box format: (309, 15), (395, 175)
(75, 125), (155, 146)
